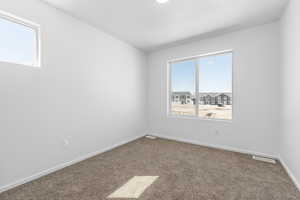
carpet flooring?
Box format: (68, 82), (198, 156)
(1, 137), (300, 200)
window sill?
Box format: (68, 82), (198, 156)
(0, 60), (40, 68)
(167, 114), (233, 123)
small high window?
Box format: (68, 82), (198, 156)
(0, 11), (40, 67)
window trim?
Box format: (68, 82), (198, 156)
(167, 49), (234, 122)
(0, 10), (41, 68)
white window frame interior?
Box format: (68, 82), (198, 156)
(0, 10), (41, 67)
(167, 49), (233, 121)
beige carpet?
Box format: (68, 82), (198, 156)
(1, 137), (299, 200)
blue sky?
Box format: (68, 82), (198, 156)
(0, 17), (36, 65)
(171, 53), (232, 93)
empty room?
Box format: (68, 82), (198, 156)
(0, 0), (299, 199)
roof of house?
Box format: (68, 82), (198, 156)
(199, 93), (232, 98)
(172, 92), (192, 95)
(172, 92), (232, 98)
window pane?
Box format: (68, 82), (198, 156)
(198, 53), (232, 120)
(170, 60), (196, 116)
(0, 16), (37, 66)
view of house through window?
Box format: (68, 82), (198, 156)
(170, 59), (196, 116)
(169, 51), (233, 120)
(0, 12), (40, 67)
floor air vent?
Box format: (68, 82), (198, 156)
(145, 135), (157, 140)
(252, 156), (276, 164)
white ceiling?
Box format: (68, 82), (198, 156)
(42, 0), (288, 51)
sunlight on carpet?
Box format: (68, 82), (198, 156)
(108, 176), (159, 198)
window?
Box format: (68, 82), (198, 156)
(0, 11), (40, 67)
(170, 59), (196, 116)
(169, 51), (233, 120)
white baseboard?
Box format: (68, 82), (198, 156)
(151, 133), (300, 191)
(150, 133), (278, 159)
(3, 133), (299, 194)
(0, 134), (144, 194)
(279, 157), (300, 192)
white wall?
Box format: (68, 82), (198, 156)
(2, 0), (297, 193)
(280, 0), (300, 189)
(147, 22), (280, 157)
(0, 0), (147, 190)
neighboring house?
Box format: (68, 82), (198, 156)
(198, 93), (232, 105)
(172, 92), (193, 104)
(172, 92), (232, 105)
